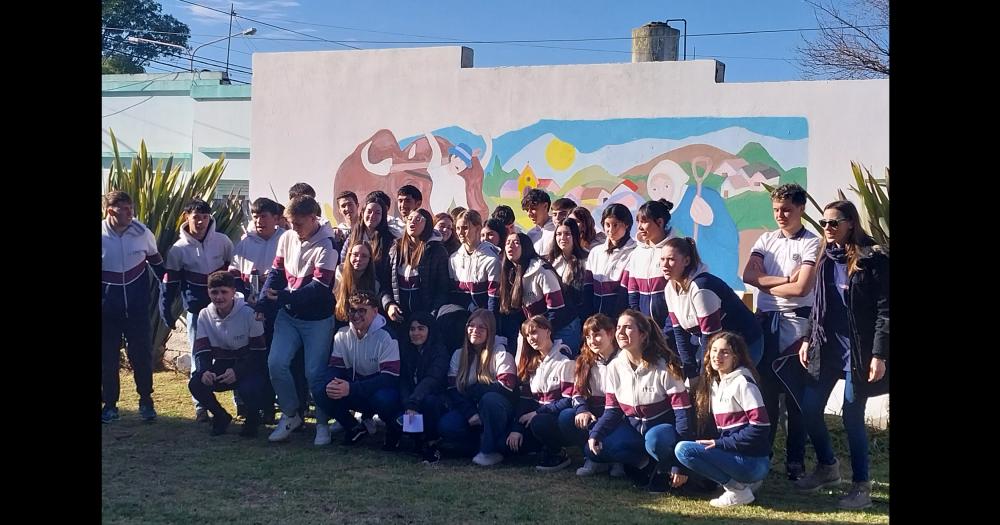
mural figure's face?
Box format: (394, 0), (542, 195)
(457, 217), (481, 247)
(338, 197), (359, 225)
(647, 172), (676, 203)
(504, 235), (523, 263)
(821, 208), (852, 245)
(397, 194), (419, 217)
(773, 199), (805, 232)
(659, 245), (690, 281)
(252, 211), (279, 239)
(448, 155), (469, 175)
(434, 217), (454, 242)
(555, 225), (575, 253)
(349, 244), (371, 272)
(603, 216), (627, 244)
(482, 227), (501, 246)
(637, 216), (665, 245)
(363, 202), (383, 230)
(406, 211), (427, 239)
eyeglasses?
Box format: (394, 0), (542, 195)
(348, 308), (370, 317)
(818, 218), (848, 229)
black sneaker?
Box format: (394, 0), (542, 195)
(624, 460), (657, 489)
(195, 408), (211, 423)
(210, 412), (233, 436)
(101, 406), (120, 424)
(240, 413), (260, 438)
(535, 450), (571, 472)
(421, 444), (442, 465)
(646, 471), (671, 494)
(382, 425), (402, 451)
(345, 424), (368, 445)
(138, 398), (157, 423)
(786, 462), (806, 481)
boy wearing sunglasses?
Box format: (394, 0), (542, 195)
(741, 183), (820, 482)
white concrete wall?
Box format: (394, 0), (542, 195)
(250, 46), (888, 212)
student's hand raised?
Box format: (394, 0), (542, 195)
(506, 432), (523, 452)
(467, 414), (481, 426)
(575, 411), (596, 429)
(588, 438), (602, 456)
(518, 411), (537, 426)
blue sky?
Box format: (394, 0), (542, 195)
(146, 0), (839, 85)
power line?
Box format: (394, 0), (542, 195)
(106, 49), (253, 82)
(103, 96), (154, 117)
(178, 0), (362, 50)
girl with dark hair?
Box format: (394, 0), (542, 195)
(547, 218), (589, 353)
(661, 237), (763, 382)
(434, 212), (462, 256)
(392, 312), (451, 463)
(507, 315), (575, 471)
(383, 209), (451, 323)
(347, 199), (396, 295)
(585, 204), (636, 318)
(497, 232), (574, 347)
(792, 200), (889, 510)
(481, 218), (508, 249)
(587, 310), (694, 493)
(571, 206), (605, 250)
(438, 309), (518, 466)
(675, 332), (770, 508)
(626, 199), (677, 335)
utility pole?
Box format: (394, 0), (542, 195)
(225, 3), (235, 77)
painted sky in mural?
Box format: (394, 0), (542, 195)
(333, 117), (808, 290)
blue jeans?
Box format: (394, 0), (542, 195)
(553, 318), (582, 357)
(799, 363), (843, 467)
(674, 441), (770, 485)
(268, 309), (334, 424)
(187, 311), (201, 409)
(529, 410), (574, 454)
(556, 407), (591, 450)
(841, 371), (870, 482)
(587, 421), (679, 471)
(438, 392), (513, 455)
(312, 367), (400, 431)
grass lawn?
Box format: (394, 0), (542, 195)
(102, 371), (889, 524)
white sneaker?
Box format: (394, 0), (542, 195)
(710, 484), (755, 508)
(472, 452), (504, 466)
(576, 459), (611, 476)
(313, 423), (332, 446)
(268, 414), (303, 442)
(363, 417), (378, 435)
(609, 462), (626, 478)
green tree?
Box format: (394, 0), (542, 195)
(102, 0), (190, 74)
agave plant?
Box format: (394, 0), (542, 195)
(105, 129), (246, 369)
(762, 162), (889, 249)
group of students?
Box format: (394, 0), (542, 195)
(101, 181), (888, 511)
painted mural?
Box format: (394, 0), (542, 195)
(333, 117), (808, 290)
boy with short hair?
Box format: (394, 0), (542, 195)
(521, 189), (555, 255)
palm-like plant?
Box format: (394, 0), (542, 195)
(105, 129), (246, 368)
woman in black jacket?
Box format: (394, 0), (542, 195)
(390, 311), (451, 463)
(382, 209), (451, 325)
(791, 200), (889, 511)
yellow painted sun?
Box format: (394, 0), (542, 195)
(545, 137), (576, 171)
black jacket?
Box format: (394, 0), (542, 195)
(398, 340), (450, 411)
(383, 239), (451, 317)
(806, 244), (889, 397)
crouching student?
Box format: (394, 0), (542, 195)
(507, 316), (575, 471)
(675, 332), (770, 508)
(395, 313), (451, 463)
(313, 291), (402, 447)
(587, 310), (694, 494)
(438, 309), (518, 467)
(558, 314), (624, 477)
(188, 271), (268, 437)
